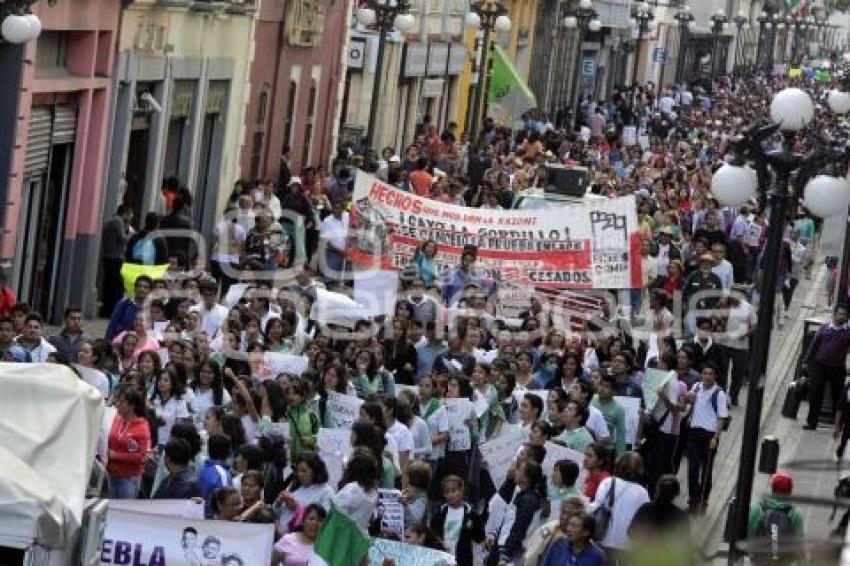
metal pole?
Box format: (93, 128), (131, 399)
(571, 26), (586, 130)
(726, 139), (794, 564)
(0, 43), (24, 237)
(470, 24), (491, 146)
(632, 24), (643, 86)
(837, 208), (850, 306)
(366, 25), (389, 150)
(676, 22), (688, 85)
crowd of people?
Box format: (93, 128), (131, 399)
(5, 63), (850, 565)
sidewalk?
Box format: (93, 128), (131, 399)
(696, 265), (843, 561)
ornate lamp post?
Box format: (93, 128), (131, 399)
(709, 9), (729, 81)
(564, 0), (600, 130)
(732, 10), (750, 74)
(713, 86), (850, 565)
(757, 11), (777, 71)
(629, 1), (654, 87)
(466, 0), (511, 145)
(356, 0), (416, 149)
(674, 4), (695, 85)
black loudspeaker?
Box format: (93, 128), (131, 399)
(758, 436), (780, 475)
(545, 165), (589, 199)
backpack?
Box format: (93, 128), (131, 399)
(698, 384), (731, 431)
(753, 506), (795, 561)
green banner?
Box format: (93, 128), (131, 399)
(487, 44), (537, 120)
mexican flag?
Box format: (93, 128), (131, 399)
(487, 44), (537, 123)
(309, 505), (372, 566)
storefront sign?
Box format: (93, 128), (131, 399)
(448, 42), (468, 75)
(348, 37), (367, 70)
(426, 42), (449, 75)
(402, 42), (428, 77)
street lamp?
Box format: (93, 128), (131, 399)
(564, 0), (599, 131)
(467, 0), (510, 145)
(710, 9), (728, 81)
(732, 11), (749, 74)
(757, 11), (778, 70)
(713, 86), (850, 564)
(358, 0), (416, 150)
(630, 1), (654, 87)
(674, 4), (694, 85)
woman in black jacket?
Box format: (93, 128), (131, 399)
(383, 318), (418, 385)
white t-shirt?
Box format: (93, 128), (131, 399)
(190, 387), (233, 427)
(443, 505), (465, 554)
(408, 415), (433, 460)
(720, 301), (755, 350)
(689, 382), (729, 433)
(320, 212), (349, 252)
(387, 421), (414, 456)
(586, 405), (611, 440)
(153, 395), (190, 445)
(189, 303), (230, 339)
(333, 482), (378, 532)
(590, 477), (650, 550)
(421, 403), (450, 460)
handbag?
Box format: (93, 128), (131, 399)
(592, 478), (616, 541)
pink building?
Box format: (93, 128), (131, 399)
(240, 0), (349, 183)
(1, 0), (121, 321)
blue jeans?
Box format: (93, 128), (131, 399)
(108, 475), (141, 499)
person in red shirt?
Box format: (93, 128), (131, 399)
(408, 158), (433, 197)
(582, 443), (612, 500)
(107, 384), (152, 499)
(0, 271), (15, 318)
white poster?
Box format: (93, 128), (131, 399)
(101, 507), (274, 566)
(479, 425), (527, 489)
(376, 489), (405, 537)
(368, 538), (456, 565)
(444, 398), (473, 451)
(623, 126), (637, 146)
(109, 499), (204, 520)
(614, 395), (641, 446)
(542, 441), (587, 489)
(317, 427), (353, 490)
(353, 270), (399, 317)
(263, 352), (309, 377)
(326, 391), (364, 428)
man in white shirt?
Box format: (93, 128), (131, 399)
(190, 279), (230, 340)
(320, 200), (349, 285)
(684, 363), (729, 514)
(719, 293), (756, 405)
(710, 243), (734, 291)
(16, 313), (57, 363)
(659, 90), (675, 116)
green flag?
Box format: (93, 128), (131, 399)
(487, 44), (537, 121)
(310, 504), (373, 566)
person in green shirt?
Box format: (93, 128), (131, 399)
(591, 374), (627, 456)
(286, 380), (319, 462)
(553, 399), (594, 453)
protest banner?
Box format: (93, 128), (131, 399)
(109, 499), (204, 520)
(347, 173), (640, 290)
(101, 507), (274, 566)
(444, 398), (473, 451)
(376, 489), (405, 537)
(614, 396), (641, 446)
(643, 368), (675, 411)
(326, 391), (364, 428)
(318, 428), (353, 490)
(368, 538), (456, 566)
(479, 425), (527, 488)
(263, 352), (308, 377)
(542, 441), (587, 488)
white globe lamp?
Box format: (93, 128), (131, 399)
(394, 12), (415, 32)
(579, 0), (593, 9)
(711, 163), (758, 207)
(1, 14), (36, 44)
(803, 175), (850, 218)
(356, 7), (376, 26)
(466, 11), (481, 29)
(688, 20), (697, 32)
(828, 89), (850, 114)
(563, 15), (577, 29)
(770, 88), (814, 131)
(589, 19), (601, 32)
(495, 14), (511, 32)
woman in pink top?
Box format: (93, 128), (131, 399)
(112, 313), (160, 359)
(273, 503), (327, 565)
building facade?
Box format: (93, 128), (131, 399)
(240, 0), (349, 183)
(102, 0), (257, 245)
(1, 0), (122, 322)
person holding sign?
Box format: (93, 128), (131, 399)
(441, 376), (479, 501)
(418, 375), (449, 467)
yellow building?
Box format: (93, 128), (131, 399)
(455, 0), (537, 133)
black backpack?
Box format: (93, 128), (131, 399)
(753, 506), (795, 562)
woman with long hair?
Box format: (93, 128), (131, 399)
(273, 503), (328, 565)
(150, 365), (190, 447)
(190, 360), (231, 429)
(107, 384), (152, 499)
(235, 470), (276, 523)
(410, 239), (439, 288)
(383, 318), (418, 386)
(137, 350), (162, 397)
(273, 451), (335, 534)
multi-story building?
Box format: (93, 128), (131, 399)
(240, 0), (350, 183)
(0, 0), (122, 321)
(101, 0), (257, 243)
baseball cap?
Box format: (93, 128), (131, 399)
(771, 470), (793, 494)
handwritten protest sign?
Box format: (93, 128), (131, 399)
(318, 428), (352, 490)
(368, 538), (456, 565)
(326, 391), (364, 428)
(643, 368), (675, 411)
(444, 398), (473, 451)
(614, 396), (641, 446)
(264, 352), (308, 377)
(377, 489), (405, 537)
(348, 172), (640, 290)
(542, 441), (587, 489)
(479, 425), (527, 488)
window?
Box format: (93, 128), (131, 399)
(282, 81), (297, 151)
(302, 80), (317, 166)
(250, 87), (270, 179)
(35, 32), (67, 76)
